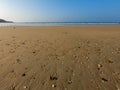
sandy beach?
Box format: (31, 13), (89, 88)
(0, 25), (120, 90)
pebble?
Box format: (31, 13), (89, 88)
(86, 56), (89, 60)
(116, 48), (120, 51)
(68, 80), (72, 84)
(101, 78), (108, 82)
(108, 59), (114, 63)
(10, 84), (16, 90)
(112, 52), (114, 54)
(11, 70), (14, 73)
(98, 64), (103, 68)
(116, 85), (120, 90)
(50, 76), (58, 80)
(33, 51), (36, 54)
(52, 84), (56, 88)
(97, 64), (103, 70)
(23, 86), (27, 89)
(22, 73), (26, 77)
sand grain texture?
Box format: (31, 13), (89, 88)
(0, 26), (120, 90)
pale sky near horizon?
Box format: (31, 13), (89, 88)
(0, 0), (120, 22)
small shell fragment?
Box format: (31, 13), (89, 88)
(23, 86), (27, 89)
(52, 84), (56, 88)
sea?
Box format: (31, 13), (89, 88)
(0, 22), (120, 26)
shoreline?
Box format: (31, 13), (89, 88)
(0, 24), (120, 27)
(0, 22), (120, 27)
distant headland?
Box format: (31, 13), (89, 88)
(0, 19), (13, 23)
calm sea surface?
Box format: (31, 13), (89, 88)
(0, 22), (120, 26)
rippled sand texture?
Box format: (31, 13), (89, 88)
(0, 26), (120, 90)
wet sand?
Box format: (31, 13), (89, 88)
(0, 26), (120, 90)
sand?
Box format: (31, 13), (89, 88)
(0, 25), (120, 90)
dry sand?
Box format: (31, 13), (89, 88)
(0, 25), (120, 90)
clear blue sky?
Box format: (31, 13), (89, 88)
(0, 0), (120, 22)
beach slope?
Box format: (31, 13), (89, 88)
(0, 26), (120, 90)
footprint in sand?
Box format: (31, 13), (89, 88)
(108, 59), (114, 63)
(16, 59), (21, 64)
(9, 49), (15, 53)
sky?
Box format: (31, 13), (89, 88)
(0, 0), (120, 22)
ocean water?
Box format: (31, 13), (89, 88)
(0, 22), (120, 26)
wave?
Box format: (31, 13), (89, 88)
(0, 22), (120, 26)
